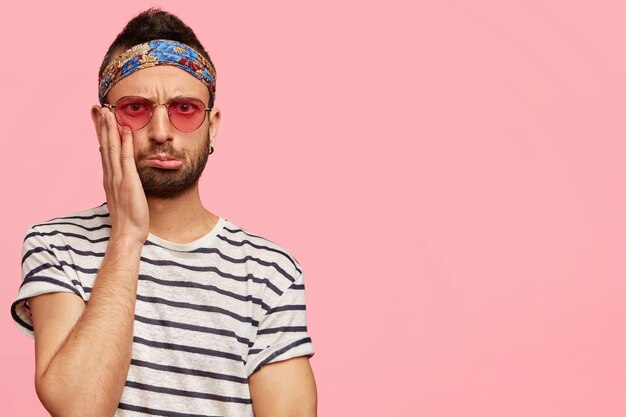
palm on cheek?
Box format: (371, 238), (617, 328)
(97, 107), (149, 244)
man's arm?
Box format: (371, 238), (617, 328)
(31, 238), (142, 417)
(248, 356), (317, 417)
(30, 108), (148, 417)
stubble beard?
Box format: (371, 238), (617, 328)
(135, 136), (211, 199)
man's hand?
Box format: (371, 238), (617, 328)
(97, 107), (149, 244)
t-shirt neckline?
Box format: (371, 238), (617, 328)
(145, 216), (226, 251)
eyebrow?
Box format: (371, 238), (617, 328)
(121, 93), (208, 104)
(130, 90), (210, 101)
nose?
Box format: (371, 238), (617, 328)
(148, 104), (174, 143)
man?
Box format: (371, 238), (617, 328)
(11, 8), (316, 417)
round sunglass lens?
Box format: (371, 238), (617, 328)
(115, 96), (153, 130)
(168, 98), (207, 132)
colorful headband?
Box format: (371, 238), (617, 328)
(98, 39), (216, 106)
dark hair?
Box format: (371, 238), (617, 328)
(99, 8), (216, 106)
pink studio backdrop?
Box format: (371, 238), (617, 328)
(1, 1), (625, 416)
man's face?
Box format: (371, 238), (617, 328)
(103, 65), (219, 199)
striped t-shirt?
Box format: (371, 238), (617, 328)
(11, 203), (315, 417)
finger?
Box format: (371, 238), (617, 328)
(120, 125), (138, 174)
(104, 109), (122, 180)
(98, 108), (112, 178)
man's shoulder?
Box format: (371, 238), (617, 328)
(28, 203), (111, 236)
(219, 217), (303, 278)
(21, 203), (111, 265)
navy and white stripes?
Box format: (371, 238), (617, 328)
(11, 203), (314, 416)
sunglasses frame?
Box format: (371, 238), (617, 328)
(103, 95), (212, 133)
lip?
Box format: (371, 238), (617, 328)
(147, 153), (180, 162)
(144, 154), (183, 169)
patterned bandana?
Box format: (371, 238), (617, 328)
(98, 39), (216, 106)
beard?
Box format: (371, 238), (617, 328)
(135, 136), (211, 199)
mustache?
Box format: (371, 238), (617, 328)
(136, 143), (187, 161)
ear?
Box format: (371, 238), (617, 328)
(90, 105), (102, 131)
(208, 107), (221, 149)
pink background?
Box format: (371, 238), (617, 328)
(1, 1), (625, 416)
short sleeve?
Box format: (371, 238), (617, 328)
(11, 227), (87, 337)
(244, 272), (315, 377)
